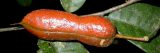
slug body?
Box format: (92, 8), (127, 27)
(21, 9), (116, 47)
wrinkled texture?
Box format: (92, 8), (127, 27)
(21, 9), (116, 47)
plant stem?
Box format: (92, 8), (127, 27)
(83, 0), (140, 16)
(115, 34), (149, 41)
(0, 27), (24, 32)
(0, 0), (140, 32)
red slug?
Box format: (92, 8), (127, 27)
(20, 9), (117, 47)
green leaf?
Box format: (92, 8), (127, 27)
(60, 0), (86, 12)
(37, 39), (89, 53)
(107, 3), (160, 53)
(16, 0), (32, 7)
(128, 33), (160, 53)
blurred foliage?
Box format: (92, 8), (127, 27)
(37, 40), (89, 53)
(16, 0), (32, 7)
(60, 0), (86, 12)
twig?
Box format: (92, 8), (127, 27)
(0, 0), (140, 32)
(0, 27), (24, 32)
(83, 0), (140, 16)
(115, 34), (149, 41)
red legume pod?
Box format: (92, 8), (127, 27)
(20, 9), (116, 47)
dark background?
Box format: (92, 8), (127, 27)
(0, 0), (159, 53)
